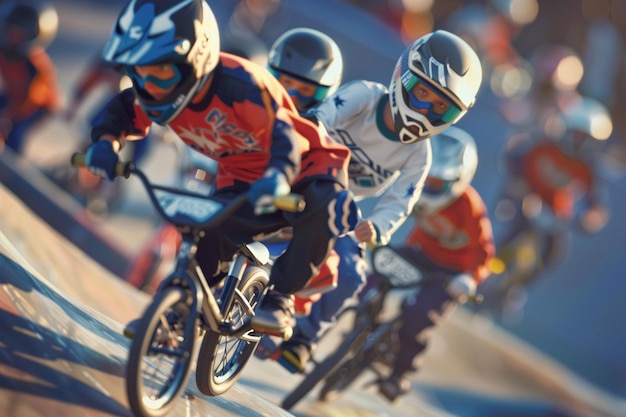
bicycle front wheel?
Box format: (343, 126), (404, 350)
(318, 355), (367, 402)
(281, 323), (370, 410)
(319, 320), (396, 402)
(126, 287), (196, 417)
(195, 266), (268, 396)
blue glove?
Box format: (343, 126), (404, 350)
(249, 170), (290, 214)
(85, 140), (119, 180)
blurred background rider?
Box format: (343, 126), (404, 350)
(0, 0), (62, 154)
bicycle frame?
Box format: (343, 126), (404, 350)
(71, 153), (305, 414)
(128, 165), (271, 336)
(281, 245), (437, 409)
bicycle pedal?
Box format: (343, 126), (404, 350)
(277, 354), (303, 374)
(250, 318), (293, 341)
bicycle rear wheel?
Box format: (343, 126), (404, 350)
(195, 266), (268, 396)
(126, 287), (196, 417)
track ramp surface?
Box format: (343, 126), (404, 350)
(0, 173), (294, 417)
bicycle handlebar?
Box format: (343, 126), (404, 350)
(71, 152), (132, 179)
(71, 152), (306, 213)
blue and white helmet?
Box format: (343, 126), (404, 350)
(389, 30), (482, 143)
(102, 0), (220, 125)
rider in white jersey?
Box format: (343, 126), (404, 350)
(313, 79), (429, 237)
(263, 28), (483, 373)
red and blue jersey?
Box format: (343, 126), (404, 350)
(92, 53), (350, 190)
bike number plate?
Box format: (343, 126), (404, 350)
(372, 246), (423, 287)
(157, 192), (223, 225)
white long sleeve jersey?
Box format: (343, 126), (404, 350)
(311, 80), (431, 244)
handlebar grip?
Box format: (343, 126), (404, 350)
(274, 194), (306, 213)
(70, 152), (132, 179)
(70, 152), (86, 167)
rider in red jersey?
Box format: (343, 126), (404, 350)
(82, 0), (356, 337)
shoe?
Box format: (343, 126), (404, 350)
(123, 318), (139, 339)
(250, 291), (295, 340)
(277, 339), (312, 374)
(254, 335), (282, 360)
(379, 374), (410, 402)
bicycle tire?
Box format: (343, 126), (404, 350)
(126, 287), (196, 417)
(195, 266), (269, 396)
(319, 317), (398, 402)
(281, 324), (370, 410)
(318, 355), (366, 402)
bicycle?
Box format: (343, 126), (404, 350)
(71, 153), (304, 417)
(281, 244), (482, 409)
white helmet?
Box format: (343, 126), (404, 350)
(561, 96), (612, 141)
(102, 0), (220, 125)
(414, 126), (478, 215)
(389, 30), (482, 143)
(559, 96), (612, 154)
(268, 27), (343, 109)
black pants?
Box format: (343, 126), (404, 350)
(196, 180), (345, 294)
(389, 247), (456, 376)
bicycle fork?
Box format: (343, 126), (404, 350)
(193, 241), (271, 338)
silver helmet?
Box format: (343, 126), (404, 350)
(268, 27), (343, 109)
(559, 96), (612, 154)
(414, 126), (478, 215)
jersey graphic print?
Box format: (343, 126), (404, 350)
(332, 128), (395, 188)
(177, 107), (263, 158)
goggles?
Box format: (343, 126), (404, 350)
(127, 64), (182, 91)
(401, 71), (462, 126)
(423, 176), (453, 196)
(269, 68), (330, 108)
(286, 86), (330, 108)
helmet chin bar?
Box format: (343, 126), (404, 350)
(394, 111), (428, 144)
(399, 127), (421, 144)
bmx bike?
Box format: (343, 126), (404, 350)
(282, 244), (482, 409)
(71, 153), (303, 417)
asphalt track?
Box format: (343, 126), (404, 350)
(0, 149), (622, 417)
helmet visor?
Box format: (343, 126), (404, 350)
(423, 176), (454, 196)
(127, 64), (183, 93)
(401, 71), (462, 126)
(288, 85), (330, 108)
(270, 68), (331, 108)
